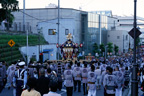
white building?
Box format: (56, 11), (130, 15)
(107, 16), (144, 53)
(20, 45), (57, 61)
(37, 18), (81, 44)
(9, 8), (144, 60)
(107, 30), (129, 53)
(11, 8), (83, 34)
(10, 8), (117, 60)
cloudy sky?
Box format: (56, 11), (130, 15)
(18, 0), (144, 17)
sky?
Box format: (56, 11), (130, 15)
(18, 0), (144, 18)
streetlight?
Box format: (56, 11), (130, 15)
(26, 30), (29, 66)
(123, 35), (125, 53)
(57, 0), (60, 60)
(23, 0), (25, 32)
(37, 26), (42, 62)
(131, 0), (138, 96)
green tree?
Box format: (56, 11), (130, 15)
(114, 44), (119, 55)
(99, 43), (105, 56)
(0, 0), (19, 29)
(107, 42), (113, 53)
(136, 37), (140, 47)
(93, 43), (99, 54)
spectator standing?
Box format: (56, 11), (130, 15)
(21, 77), (41, 96)
(43, 79), (61, 96)
(36, 68), (50, 96)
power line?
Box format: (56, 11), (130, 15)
(18, 9), (117, 30)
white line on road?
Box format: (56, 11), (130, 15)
(61, 89), (66, 92)
(60, 89), (66, 95)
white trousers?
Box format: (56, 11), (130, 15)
(96, 76), (101, 86)
(13, 88), (16, 96)
(115, 88), (122, 96)
(88, 89), (96, 96)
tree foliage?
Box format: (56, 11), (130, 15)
(99, 43), (105, 55)
(1, 0), (18, 10)
(93, 43), (99, 54)
(107, 42), (113, 53)
(0, 0), (19, 25)
(114, 44), (119, 55)
(136, 37), (140, 46)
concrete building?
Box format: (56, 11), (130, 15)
(9, 8), (117, 60)
(107, 16), (144, 53)
(37, 18), (81, 45)
(20, 45), (56, 62)
(5, 8), (144, 60)
(4, 8), (144, 60)
(107, 30), (129, 53)
(116, 16), (144, 30)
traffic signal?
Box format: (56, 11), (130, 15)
(39, 53), (43, 63)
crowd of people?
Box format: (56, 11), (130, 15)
(0, 55), (144, 96)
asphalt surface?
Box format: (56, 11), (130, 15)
(1, 85), (130, 96)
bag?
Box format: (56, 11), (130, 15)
(50, 74), (58, 84)
(57, 74), (62, 82)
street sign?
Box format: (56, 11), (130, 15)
(8, 40), (15, 47)
(128, 28), (142, 39)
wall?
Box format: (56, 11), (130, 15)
(20, 44), (57, 62)
(38, 18), (81, 44)
(107, 30), (129, 53)
(11, 8), (82, 33)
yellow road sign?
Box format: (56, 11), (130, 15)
(8, 40), (15, 47)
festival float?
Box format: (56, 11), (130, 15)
(56, 33), (82, 61)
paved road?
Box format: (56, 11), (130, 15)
(1, 85), (130, 96)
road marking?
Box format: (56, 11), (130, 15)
(60, 91), (66, 95)
(61, 89), (66, 92)
(59, 89), (66, 95)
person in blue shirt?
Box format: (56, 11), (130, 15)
(13, 61), (27, 96)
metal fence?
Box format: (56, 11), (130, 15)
(0, 22), (32, 33)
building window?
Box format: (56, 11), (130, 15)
(117, 36), (120, 39)
(48, 29), (56, 35)
(65, 29), (69, 35)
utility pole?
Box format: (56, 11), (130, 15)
(99, 15), (101, 44)
(26, 30), (28, 66)
(129, 35), (131, 51)
(131, 0), (138, 96)
(105, 45), (107, 60)
(123, 35), (124, 53)
(23, 0), (25, 32)
(57, 0), (60, 60)
(38, 28), (41, 61)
